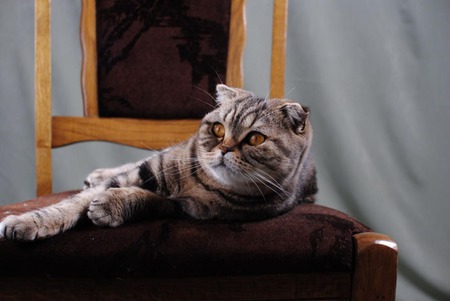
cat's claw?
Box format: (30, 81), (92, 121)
(87, 190), (124, 228)
(84, 168), (111, 189)
(0, 215), (40, 241)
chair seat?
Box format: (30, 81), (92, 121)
(0, 191), (370, 278)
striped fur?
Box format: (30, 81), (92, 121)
(0, 85), (317, 241)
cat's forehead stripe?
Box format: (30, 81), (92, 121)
(222, 107), (235, 123)
(241, 113), (258, 128)
(217, 97), (272, 135)
(235, 101), (268, 128)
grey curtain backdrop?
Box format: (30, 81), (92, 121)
(1, 1), (449, 300)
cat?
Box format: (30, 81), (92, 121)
(0, 85), (317, 241)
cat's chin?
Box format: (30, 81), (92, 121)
(209, 165), (249, 188)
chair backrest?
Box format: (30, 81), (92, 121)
(34, 0), (288, 196)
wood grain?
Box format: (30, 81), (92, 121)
(52, 117), (201, 150)
(270, 0), (288, 98)
(352, 232), (398, 301)
(35, 0), (52, 196)
(80, 0), (99, 117)
(226, 0), (246, 88)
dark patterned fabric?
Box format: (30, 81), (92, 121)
(0, 191), (371, 278)
(96, 0), (231, 119)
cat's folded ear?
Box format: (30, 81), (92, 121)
(216, 84), (254, 103)
(280, 103), (310, 134)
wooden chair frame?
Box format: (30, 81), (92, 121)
(0, 232), (397, 300)
(32, 0), (397, 300)
(36, 0), (286, 196)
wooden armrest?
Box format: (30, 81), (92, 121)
(352, 232), (398, 301)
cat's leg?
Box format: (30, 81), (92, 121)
(86, 148), (188, 226)
(0, 187), (102, 241)
(84, 161), (143, 189)
(87, 187), (178, 227)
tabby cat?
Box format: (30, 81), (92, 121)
(0, 85), (317, 241)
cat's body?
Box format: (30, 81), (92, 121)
(0, 85), (317, 241)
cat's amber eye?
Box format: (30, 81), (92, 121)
(212, 123), (225, 138)
(247, 132), (266, 146)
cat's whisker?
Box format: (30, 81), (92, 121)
(283, 86), (296, 99)
(250, 171), (289, 202)
(193, 86), (217, 102)
(253, 175), (283, 198)
(140, 157), (199, 185)
(170, 165), (202, 183)
(208, 64), (224, 85)
(140, 165), (178, 187)
(241, 170), (267, 202)
(252, 174), (288, 200)
(162, 161), (202, 176)
(183, 164), (205, 180)
(257, 171), (291, 198)
(139, 142), (159, 152)
(265, 87), (273, 100)
(238, 170), (255, 196)
(138, 147), (201, 164)
(253, 167), (283, 186)
(253, 171), (292, 199)
(189, 96), (218, 110)
(141, 161), (202, 188)
(160, 157), (200, 163)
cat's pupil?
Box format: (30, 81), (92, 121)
(247, 133), (265, 146)
(212, 123), (225, 138)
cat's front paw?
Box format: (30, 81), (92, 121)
(0, 215), (40, 241)
(87, 189), (125, 227)
(84, 168), (113, 189)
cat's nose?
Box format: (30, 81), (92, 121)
(219, 144), (233, 155)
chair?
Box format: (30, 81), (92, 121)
(0, 0), (398, 300)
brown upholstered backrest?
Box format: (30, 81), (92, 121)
(35, 0), (286, 195)
(95, 0), (231, 119)
(81, 0), (247, 118)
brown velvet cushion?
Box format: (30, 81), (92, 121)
(96, 0), (231, 119)
(0, 191), (370, 278)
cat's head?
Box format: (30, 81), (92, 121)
(197, 84), (314, 196)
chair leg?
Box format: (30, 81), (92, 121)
(351, 232), (398, 301)
(35, 0), (53, 196)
